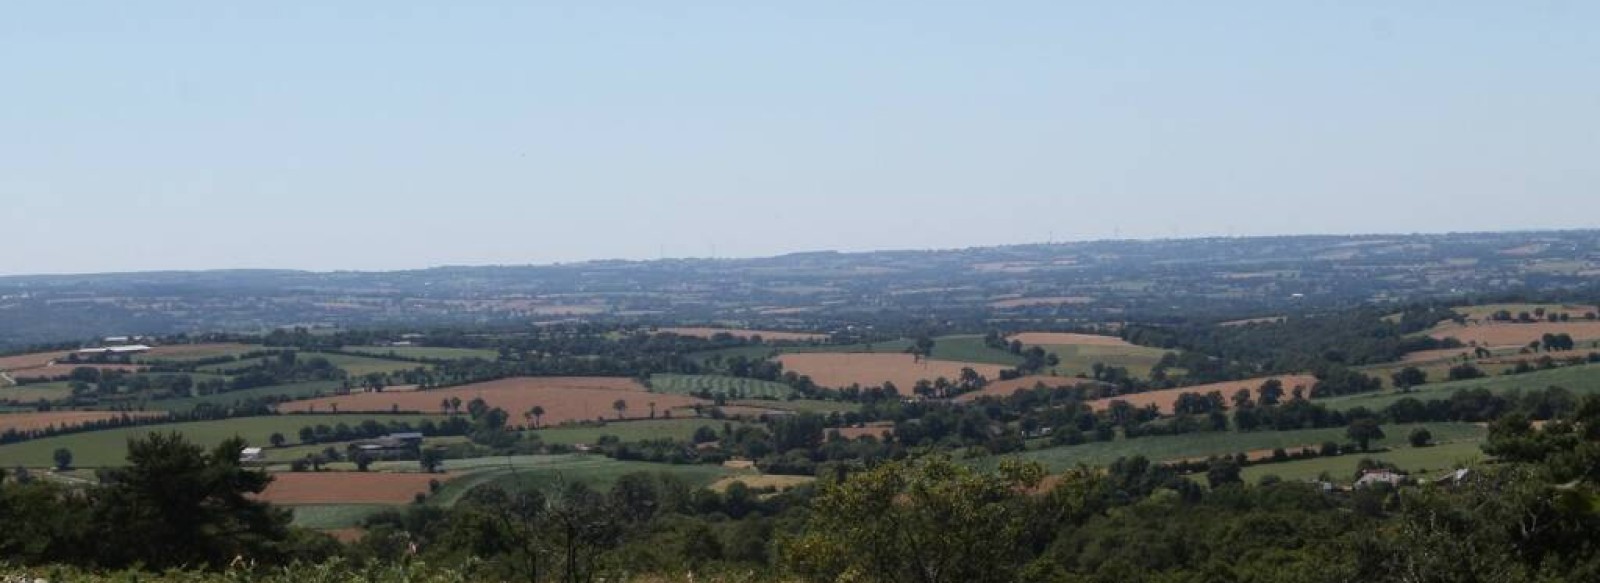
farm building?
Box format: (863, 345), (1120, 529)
(74, 344), (150, 356)
(1355, 469), (1407, 489)
(346, 432), (424, 460)
(239, 447), (265, 463)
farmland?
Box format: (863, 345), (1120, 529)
(429, 454), (736, 507)
(985, 422), (1486, 472)
(138, 343), (259, 362)
(1086, 375), (1319, 413)
(1322, 363), (1600, 412)
(528, 418), (738, 445)
(1239, 439), (1485, 484)
(1006, 332), (1173, 378)
(0, 414), (444, 467)
(303, 352), (426, 377)
(775, 353), (1007, 390)
(648, 374), (794, 399)
(954, 375), (1096, 402)
(143, 380), (344, 412)
(0, 382), (74, 404)
(277, 377), (707, 425)
(1425, 321), (1600, 347)
(258, 471), (452, 505)
(0, 410), (169, 434)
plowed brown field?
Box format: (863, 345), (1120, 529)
(258, 472), (453, 504)
(277, 377), (708, 425)
(0, 351), (71, 372)
(775, 353), (1006, 390)
(1427, 322), (1600, 348)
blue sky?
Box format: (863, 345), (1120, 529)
(2, 1), (1595, 274)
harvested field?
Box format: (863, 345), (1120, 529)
(657, 327), (828, 342)
(1006, 332), (1132, 347)
(1086, 375), (1318, 414)
(774, 353), (1006, 390)
(1452, 303), (1598, 322)
(953, 375), (1098, 402)
(1426, 321), (1600, 347)
(1169, 445), (1320, 466)
(278, 377), (708, 425)
(990, 296), (1095, 309)
(1400, 347), (1478, 363)
(0, 351), (72, 372)
(258, 472), (452, 505)
(0, 410), (169, 434)
(709, 474), (814, 493)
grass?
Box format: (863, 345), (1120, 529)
(342, 346), (500, 361)
(286, 504), (395, 529)
(429, 454), (736, 507)
(1322, 363), (1600, 412)
(263, 435), (473, 463)
(1240, 439), (1485, 484)
(648, 374), (794, 398)
(527, 418), (741, 445)
(0, 414), (445, 467)
(686, 345), (781, 364)
(982, 422), (1486, 472)
(303, 353), (426, 377)
(0, 382), (74, 404)
(1035, 343), (1172, 379)
(140, 380), (344, 412)
(135, 344), (260, 364)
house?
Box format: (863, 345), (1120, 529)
(239, 447), (265, 463)
(346, 433), (425, 461)
(1355, 469), (1406, 489)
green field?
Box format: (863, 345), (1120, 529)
(527, 418), (741, 446)
(0, 382), (73, 404)
(303, 353), (425, 377)
(649, 374), (794, 399)
(142, 380), (344, 412)
(286, 504), (395, 529)
(1240, 439), (1485, 484)
(984, 422), (1486, 472)
(1034, 343), (1173, 379)
(135, 344), (260, 364)
(0, 414), (444, 467)
(429, 454), (737, 507)
(1323, 363), (1600, 412)
(687, 345), (782, 364)
(342, 346), (500, 361)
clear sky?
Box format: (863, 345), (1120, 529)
(2, 1), (1596, 275)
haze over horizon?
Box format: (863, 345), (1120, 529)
(4, 1), (1597, 276)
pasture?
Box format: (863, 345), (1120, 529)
(145, 380), (344, 412)
(287, 504), (394, 530)
(0, 414), (444, 467)
(303, 352), (426, 377)
(138, 343), (259, 362)
(774, 353), (1007, 390)
(735, 399), (861, 414)
(429, 455), (735, 507)
(1240, 439), (1485, 484)
(0, 382), (74, 404)
(529, 418), (737, 445)
(1086, 375), (1318, 414)
(984, 422), (1485, 472)
(1006, 332), (1172, 378)
(1322, 363), (1600, 412)
(648, 374), (794, 399)
(341, 346), (500, 361)
(277, 377), (708, 425)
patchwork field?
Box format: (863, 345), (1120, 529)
(0, 410), (169, 434)
(259, 471), (452, 505)
(1240, 439), (1485, 485)
(278, 377), (707, 425)
(774, 353), (1007, 390)
(428, 455), (735, 507)
(648, 374), (795, 399)
(148, 380), (343, 412)
(0, 414), (445, 467)
(1426, 321), (1600, 348)
(657, 327), (829, 342)
(1086, 375), (1319, 414)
